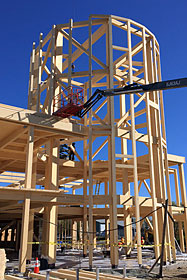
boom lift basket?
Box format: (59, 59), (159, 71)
(52, 86), (84, 118)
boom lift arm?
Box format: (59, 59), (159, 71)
(77, 77), (187, 118)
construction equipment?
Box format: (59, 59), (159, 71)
(77, 77), (187, 118)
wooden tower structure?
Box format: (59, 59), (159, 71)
(0, 15), (186, 272)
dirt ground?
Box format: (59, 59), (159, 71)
(129, 261), (187, 279)
(156, 261), (187, 280)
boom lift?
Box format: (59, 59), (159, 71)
(52, 78), (187, 118)
(77, 77), (187, 118)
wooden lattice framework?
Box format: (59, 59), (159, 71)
(0, 15), (187, 273)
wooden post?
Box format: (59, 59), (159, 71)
(107, 16), (118, 268)
(123, 170), (132, 256)
(127, 20), (142, 265)
(142, 28), (160, 260)
(42, 139), (59, 265)
(174, 169), (185, 252)
(26, 210), (34, 262)
(88, 16), (93, 269)
(72, 220), (77, 249)
(36, 33), (43, 112)
(19, 126), (34, 272)
(68, 19), (73, 92)
(178, 163), (187, 252)
(28, 43), (36, 109)
(159, 199), (168, 278)
(104, 181), (109, 249)
(93, 218), (97, 249)
(15, 221), (20, 252)
(48, 25), (56, 115)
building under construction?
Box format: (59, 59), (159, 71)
(0, 14), (186, 274)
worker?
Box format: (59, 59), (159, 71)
(141, 236), (145, 247)
(69, 143), (75, 161)
(118, 237), (125, 247)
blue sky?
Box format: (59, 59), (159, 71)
(0, 0), (186, 200)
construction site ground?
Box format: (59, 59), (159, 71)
(4, 247), (187, 279)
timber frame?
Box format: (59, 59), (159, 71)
(0, 15), (186, 272)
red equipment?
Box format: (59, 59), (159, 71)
(52, 86), (84, 118)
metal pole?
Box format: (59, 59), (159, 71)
(123, 264), (126, 278)
(96, 267), (99, 280)
(159, 199), (169, 278)
(46, 269), (50, 280)
(76, 267), (79, 280)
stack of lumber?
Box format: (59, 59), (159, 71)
(0, 249), (6, 280)
(5, 268), (136, 280)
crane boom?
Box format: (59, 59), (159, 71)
(77, 77), (187, 118)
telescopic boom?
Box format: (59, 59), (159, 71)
(77, 77), (187, 118)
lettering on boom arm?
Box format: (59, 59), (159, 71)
(166, 80), (181, 87)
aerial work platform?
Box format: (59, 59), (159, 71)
(0, 15), (186, 274)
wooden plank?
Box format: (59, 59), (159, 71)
(29, 273), (58, 280)
(0, 127), (27, 149)
(116, 164), (134, 169)
(112, 45), (128, 52)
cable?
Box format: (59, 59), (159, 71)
(34, 205), (163, 235)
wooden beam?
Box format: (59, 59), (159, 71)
(19, 126), (34, 273)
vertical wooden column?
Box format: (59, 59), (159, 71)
(16, 221), (21, 252)
(104, 181), (109, 249)
(88, 16), (93, 269)
(146, 38), (171, 262)
(107, 16), (118, 268)
(178, 164), (187, 252)
(27, 151), (37, 261)
(72, 220), (77, 248)
(36, 33), (43, 112)
(120, 85), (132, 256)
(152, 37), (175, 261)
(93, 218), (97, 249)
(19, 126), (34, 272)
(83, 82), (88, 257)
(123, 170), (132, 256)
(26, 210), (34, 262)
(48, 25), (56, 115)
(28, 43), (36, 109)
(43, 139), (59, 265)
(174, 169), (185, 252)
(142, 29), (160, 260)
(127, 20), (142, 265)
(68, 19), (73, 91)
(72, 189), (77, 248)
(79, 221), (83, 247)
(55, 30), (63, 110)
